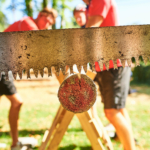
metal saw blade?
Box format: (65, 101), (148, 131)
(0, 25), (150, 80)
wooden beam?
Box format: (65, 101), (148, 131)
(76, 111), (105, 150)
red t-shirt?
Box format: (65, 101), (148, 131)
(88, 0), (122, 71)
(4, 17), (39, 32)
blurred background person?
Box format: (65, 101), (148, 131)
(82, 0), (136, 150)
(2, 7), (57, 150)
(73, 4), (87, 28)
(0, 74), (23, 150)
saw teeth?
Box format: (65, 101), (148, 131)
(12, 71), (17, 80)
(135, 57), (140, 66)
(27, 69), (31, 79)
(18, 70), (22, 79)
(142, 56), (148, 65)
(77, 65), (82, 73)
(121, 60), (126, 68)
(48, 68), (52, 77)
(98, 61), (103, 71)
(33, 69), (38, 78)
(61, 66), (66, 75)
(113, 60), (118, 70)
(69, 65), (73, 74)
(54, 66), (60, 76)
(82, 64), (87, 73)
(127, 58), (132, 67)
(91, 64), (96, 72)
(105, 62), (110, 71)
(1, 25), (150, 80)
(5, 72), (9, 80)
(40, 69), (44, 77)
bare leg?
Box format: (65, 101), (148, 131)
(120, 108), (133, 130)
(104, 108), (136, 150)
(6, 93), (23, 147)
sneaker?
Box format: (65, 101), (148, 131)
(134, 138), (140, 146)
(21, 146), (28, 150)
(104, 123), (116, 139)
(0, 143), (6, 148)
(18, 137), (38, 147)
(11, 142), (22, 150)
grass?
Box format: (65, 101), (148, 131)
(0, 76), (150, 150)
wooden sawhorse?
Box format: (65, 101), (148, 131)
(39, 69), (113, 150)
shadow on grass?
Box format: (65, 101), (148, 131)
(0, 129), (46, 137)
(130, 81), (150, 86)
(58, 144), (91, 150)
(67, 128), (83, 132)
(0, 128), (83, 137)
(0, 129), (92, 150)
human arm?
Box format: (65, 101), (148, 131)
(85, 15), (103, 28)
(85, 0), (109, 28)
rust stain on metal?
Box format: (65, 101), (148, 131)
(58, 74), (97, 113)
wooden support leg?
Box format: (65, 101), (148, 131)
(39, 105), (63, 150)
(91, 109), (114, 150)
(40, 68), (73, 150)
(76, 111), (105, 150)
(47, 109), (74, 150)
(40, 68), (113, 150)
(86, 69), (113, 150)
(39, 105), (74, 150)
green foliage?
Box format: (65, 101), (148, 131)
(0, 0), (8, 31)
(70, 17), (80, 28)
(51, 0), (77, 29)
(132, 58), (150, 84)
(0, 11), (8, 31)
(25, 0), (33, 17)
(42, 0), (48, 8)
(0, 83), (150, 150)
(0, 0), (79, 31)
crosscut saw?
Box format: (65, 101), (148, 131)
(0, 24), (150, 80)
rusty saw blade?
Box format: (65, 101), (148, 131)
(0, 25), (150, 80)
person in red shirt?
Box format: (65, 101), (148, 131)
(83, 0), (136, 150)
(73, 4), (87, 28)
(4, 8), (57, 32)
(1, 7), (57, 150)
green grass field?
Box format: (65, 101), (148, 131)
(0, 77), (150, 150)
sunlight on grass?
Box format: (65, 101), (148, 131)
(0, 80), (150, 150)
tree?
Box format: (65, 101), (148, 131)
(51, 0), (74, 29)
(43, 0), (49, 8)
(0, 11), (8, 31)
(0, 0), (8, 31)
(25, 0), (33, 17)
(51, 0), (58, 29)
